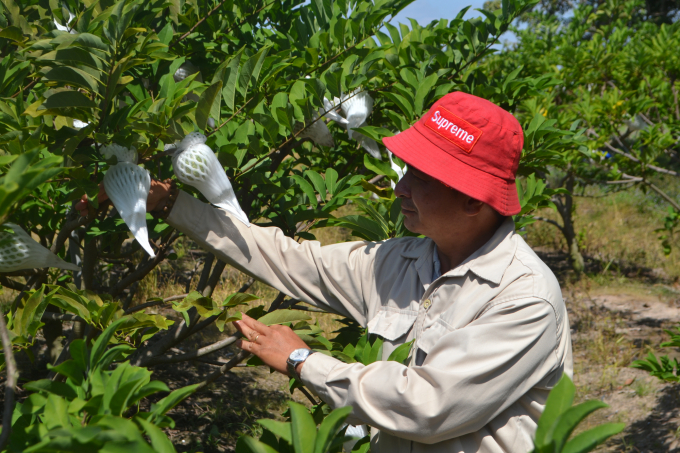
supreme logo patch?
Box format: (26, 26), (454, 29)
(423, 106), (483, 153)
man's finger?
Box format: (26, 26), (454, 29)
(236, 339), (260, 354)
(233, 320), (262, 342)
(240, 313), (270, 333)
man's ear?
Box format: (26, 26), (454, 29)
(463, 195), (485, 216)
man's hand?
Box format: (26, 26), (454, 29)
(233, 314), (310, 377)
(74, 179), (174, 217)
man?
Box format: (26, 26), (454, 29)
(78, 92), (572, 452)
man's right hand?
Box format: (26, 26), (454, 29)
(75, 179), (174, 217)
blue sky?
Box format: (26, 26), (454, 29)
(389, 0), (517, 45)
(390, 0), (488, 25)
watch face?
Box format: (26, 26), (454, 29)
(290, 348), (311, 361)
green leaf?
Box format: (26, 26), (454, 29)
(40, 91), (96, 110)
(314, 406), (352, 453)
(351, 126), (394, 143)
(223, 292), (260, 308)
(535, 374), (576, 448)
(257, 310), (312, 326)
(136, 417), (177, 453)
(90, 317), (128, 369)
(325, 168), (338, 196)
(414, 73), (438, 115)
(150, 383), (200, 421)
(196, 81), (222, 130)
(387, 340), (413, 364)
(364, 154), (398, 182)
(235, 436), (280, 453)
(561, 423), (626, 453)
(551, 400), (610, 451)
(258, 419), (293, 444)
(289, 402), (316, 453)
(43, 67), (99, 92)
(292, 174), (318, 208)
(222, 49), (243, 110)
(305, 170), (327, 201)
(24, 379), (78, 400)
(238, 47), (269, 97)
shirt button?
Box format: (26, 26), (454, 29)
(423, 299), (432, 309)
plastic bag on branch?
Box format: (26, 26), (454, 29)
(103, 158), (156, 258)
(0, 223), (80, 272)
(171, 133), (250, 227)
(341, 89), (373, 139)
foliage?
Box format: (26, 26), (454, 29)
(631, 324), (680, 382)
(4, 318), (196, 453)
(489, 0), (680, 270)
(532, 374), (625, 453)
(236, 402), (354, 453)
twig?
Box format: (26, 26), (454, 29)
(0, 312), (18, 450)
(150, 332), (243, 365)
(109, 231), (180, 297)
(169, 0), (275, 50)
(11, 79), (37, 99)
(297, 386), (319, 406)
(533, 216), (566, 234)
(644, 180), (680, 212)
(206, 97), (254, 137)
(289, 304), (328, 313)
(196, 350), (251, 390)
(124, 293), (188, 314)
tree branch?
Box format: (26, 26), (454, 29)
(0, 312), (18, 451)
(0, 276), (25, 291)
(533, 216), (566, 234)
(124, 293), (188, 314)
(196, 350), (251, 390)
(109, 231), (180, 298)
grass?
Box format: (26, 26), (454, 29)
(526, 179), (680, 280)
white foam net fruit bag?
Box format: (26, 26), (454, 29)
(0, 223), (80, 272)
(341, 89), (374, 139)
(172, 138), (250, 227)
(295, 114), (334, 147)
(101, 144), (138, 164)
(322, 97), (348, 125)
(103, 162), (156, 257)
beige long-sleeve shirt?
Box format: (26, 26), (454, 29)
(167, 192), (573, 453)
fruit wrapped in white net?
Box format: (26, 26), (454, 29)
(295, 114), (334, 147)
(172, 137), (250, 227)
(322, 97), (348, 125)
(0, 223), (80, 272)
(103, 162), (156, 257)
(388, 150), (405, 189)
(341, 89), (374, 140)
(100, 144), (138, 164)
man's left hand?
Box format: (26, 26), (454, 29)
(233, 314), (310, 376)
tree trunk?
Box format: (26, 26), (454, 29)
(554, 174), (585, 274)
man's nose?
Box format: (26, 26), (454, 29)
(394, 174), (410, 198)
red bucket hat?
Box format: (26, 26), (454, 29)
(383, 92), (524, 216)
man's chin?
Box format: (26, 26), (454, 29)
(402, 217), (421, 234)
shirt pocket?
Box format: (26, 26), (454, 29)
(366, 307), (418, 341)
(417, 317), (455, 355)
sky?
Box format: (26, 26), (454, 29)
(388, 0), (518, 45)
(390, 0), (488, 25)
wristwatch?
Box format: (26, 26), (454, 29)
(287, 348), (316, 380)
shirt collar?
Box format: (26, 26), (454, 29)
(400, 217), (517, 286)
